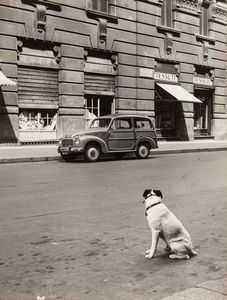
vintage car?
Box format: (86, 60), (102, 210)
(58, 114), (158, 162)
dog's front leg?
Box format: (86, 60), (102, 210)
(145, 230), (160, 259)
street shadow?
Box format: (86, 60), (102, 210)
(58, 153), (159, 164)
(0, 89), (18, 143)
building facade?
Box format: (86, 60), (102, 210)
(0, 0), (226, 143)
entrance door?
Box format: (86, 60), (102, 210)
(84, 95), (115, 128)
(194, 89), (212, 136)
(155, 101), (177, 138)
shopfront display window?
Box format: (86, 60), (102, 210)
(19, 109), (57, 141)
(19, 109), (57, 131)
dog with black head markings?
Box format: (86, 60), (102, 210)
(143, 189), (198, 259)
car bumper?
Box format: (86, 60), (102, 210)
(58, 146), (83, 154)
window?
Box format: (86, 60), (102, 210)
(200, 1), (210, 36)
(134, 119), (152, 130)
(84, 95), (115, 128)
(19, 109), (57, 132)
(161, 0), (173, 28)
(111, 118), (132, 130)
(89, 0), (110, 14)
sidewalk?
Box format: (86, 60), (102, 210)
(161, 276), (227, 300)
(0, 140), (227, 164)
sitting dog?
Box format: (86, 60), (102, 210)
(143, 189), (198, 259)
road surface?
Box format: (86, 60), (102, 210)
(0, 151), (226, 299)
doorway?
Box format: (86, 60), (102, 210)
(194, 89), (213, 136)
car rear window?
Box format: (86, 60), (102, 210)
(134, 118), (153, 130)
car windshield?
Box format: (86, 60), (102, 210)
(90, 118), (112, 128)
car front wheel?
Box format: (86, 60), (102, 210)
(136, 143), (150, 159)
(83, 143), (100, 162)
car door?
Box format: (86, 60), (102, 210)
(108, 117), (135, 151)
(134, 117), (157, 141)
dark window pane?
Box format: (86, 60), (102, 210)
(92, 0), (98, 10)
(101, 0), (108, 13)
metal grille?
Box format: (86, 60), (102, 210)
(62, 138), (74, 147)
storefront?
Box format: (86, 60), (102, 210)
(17, 41), (59, 142)
(154, 62), (202, 140)
(193, 69), (214, 137)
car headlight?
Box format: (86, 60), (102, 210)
(74, 138), (80, 146)
(58, 138), (62, 146)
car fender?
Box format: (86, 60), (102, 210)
(135, 136), (157, 149)
(80, 135), (108, 153)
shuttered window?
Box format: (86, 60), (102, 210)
(18, 66), (59, 109)
(84, 73), (115, 95)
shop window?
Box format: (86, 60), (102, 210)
(161, 0), (173, 28)
(19, 109), (57, 132)
(200, 1), (210, 36)
(194, 89), (213, 136)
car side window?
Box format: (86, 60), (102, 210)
(111, 118), (132, 130)
(134, 119), (153, 130)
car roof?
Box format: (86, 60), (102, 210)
(96, 114), (151, 119)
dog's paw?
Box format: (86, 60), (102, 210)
(145, 249), (151, 255)
(145, 253), (154, 259)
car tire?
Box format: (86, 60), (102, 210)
(61, 153), (76, 161)
(136, 143), (150, 159)
(84, 143), (100, 162)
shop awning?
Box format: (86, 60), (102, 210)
(0, 70), (16, 86)
(157, 83), (202, 103)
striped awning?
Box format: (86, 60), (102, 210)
(0, 70), (16, 86)
(157, 83), (202, 103)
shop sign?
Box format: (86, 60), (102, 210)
(193, 76), (213, 86)
(154, 72), (178, 82)
(85, 62), (115, 75)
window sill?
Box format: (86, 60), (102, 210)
(86, 9), (118, 23)
(196, 34), (215, 44)
(157, 25), (181, 36)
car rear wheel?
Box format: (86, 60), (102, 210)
(136, 143), (150, 159)
(84, 143), (100, 162)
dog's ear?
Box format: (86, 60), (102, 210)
(153, 190), (163, 198)
(143, 189), (151, 199)
(143, 190), (151, 199)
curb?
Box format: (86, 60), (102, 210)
(151, 147), (227, 155)
(0, 147), (227, 164)
(0, 156), (60, 164)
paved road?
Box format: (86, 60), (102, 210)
(0, 152), (226, 300)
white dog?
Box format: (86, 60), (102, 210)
(143, 189), (198, 259)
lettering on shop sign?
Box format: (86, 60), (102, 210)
(154, 72), (178, 82)
(84, 62), (115, 75)
(193, 77), (213, 86)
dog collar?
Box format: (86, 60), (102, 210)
(145, 201), (161, 216)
